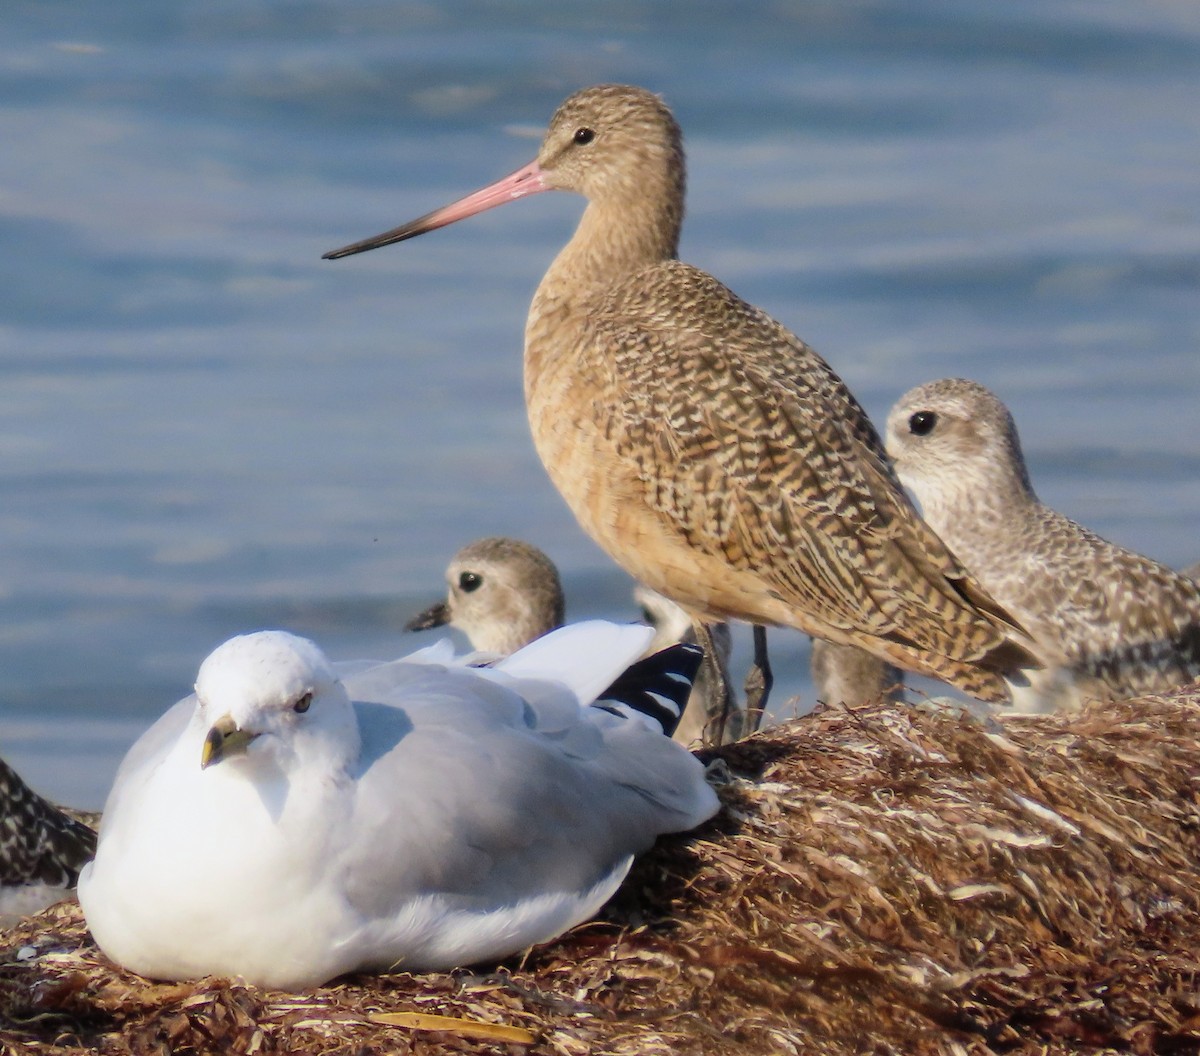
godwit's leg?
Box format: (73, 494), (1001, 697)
(693, 621), (738, 746)
(743, 624), (773, 733)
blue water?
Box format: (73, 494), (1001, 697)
(2, 1), (1198, 808)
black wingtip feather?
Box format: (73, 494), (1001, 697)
(593, 642), (704, 736)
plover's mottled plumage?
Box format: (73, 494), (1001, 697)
(885, 378), (1200, 706)
(325, 84), (1038, 709)
(1, 756), (97, 924)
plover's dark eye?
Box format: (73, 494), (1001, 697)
(573, 127), (595, 145)
(908, 411), (938, 436)
(293, 692), (313, 714)
(459, 571), (483, 593)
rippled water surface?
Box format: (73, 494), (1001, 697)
(2, 1), (1198, 807)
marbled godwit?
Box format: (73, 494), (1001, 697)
(1, 756), (96, 925)
(886, 378), (1200, 707)
(79, 624), (717, 988)
(405, 535), (741, 744)
(324, 84), (1038, 707)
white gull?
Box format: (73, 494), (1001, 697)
(78, 622), (718, 989)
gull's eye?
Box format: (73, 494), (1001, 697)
(908, 411), (938, 436)
(293, 692), (313, 714)
(573, 127), (595, 145)
(459, 571), (483, 593)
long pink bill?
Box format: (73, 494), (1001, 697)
(322, 158), (548, 260)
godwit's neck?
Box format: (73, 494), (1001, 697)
(533, 185), (682, 308)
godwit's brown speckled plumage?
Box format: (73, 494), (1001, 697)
(886, 377), (1200, 705)
(325, 84), (1038, 704)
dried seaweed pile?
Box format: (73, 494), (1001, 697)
(4, 689), (1200, 1056)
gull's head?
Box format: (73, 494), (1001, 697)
(194, 631), (353, 770)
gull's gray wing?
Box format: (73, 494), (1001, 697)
(337, 658), (716, 920)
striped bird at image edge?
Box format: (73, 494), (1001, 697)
(886, 378), (1200, 708)
(325, 84), (1041, 706)
(1, 756), (97, 925)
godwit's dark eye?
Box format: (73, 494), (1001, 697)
(908, 411), (937, 436)
(293, 692), (313, 714)
(573, 127), (595, 145)
(459, 571), (483, 593)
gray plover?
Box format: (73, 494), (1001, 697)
(325, 84), (1039, 709)
(407, 537), (741, 744)
(1, 755), (97, 925)
(810, 639), (905, 706)
(885, 377), (1200, 706)
(406, 536), (564, 655)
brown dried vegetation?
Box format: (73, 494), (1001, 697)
(4, 689), (1200, 1055)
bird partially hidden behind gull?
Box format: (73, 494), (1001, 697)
(323, 83), (1040, 720)
(809, 638), (905, 707)
(0, 756), (97, 927)
(405, 535), (742, 744)
(636, 582), (905, 713)
(885, 378), (1200, 709)
(78, 623), (718, 990)
(405, 537), (566, 656)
